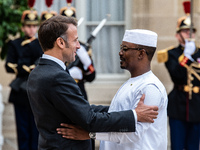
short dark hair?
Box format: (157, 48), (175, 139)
(38, 15), (77, 52)
(137, 44), (156, 61)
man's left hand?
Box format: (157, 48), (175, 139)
(57, 123), (90, 140)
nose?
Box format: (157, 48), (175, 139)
(119, 49), (123, 56)
(186, 30), (191, 34)
(77, 41), (80, 49)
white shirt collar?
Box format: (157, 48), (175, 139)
(42, 54), (66, 70)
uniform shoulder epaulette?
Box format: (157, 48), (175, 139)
(5, 32), (20, 43)
(196, 44), (200, 49)
(157, 46), (175, 63)
(21, 37), (36, 46)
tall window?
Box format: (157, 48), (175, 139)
(35, 0), (131, 74)
(85, 0), (125, 74)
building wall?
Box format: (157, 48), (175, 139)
(1, 1), (199, 149)
(131, 0), (200, 94)
(1, 0), (200, 100)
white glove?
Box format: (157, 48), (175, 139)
(77, 45), (92, 70)
(184, 39), (196, 61)
(69, 66), (83, 80)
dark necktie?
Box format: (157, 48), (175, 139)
(65, 68), (70, 75)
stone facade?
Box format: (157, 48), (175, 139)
(1, 0), (200, 149)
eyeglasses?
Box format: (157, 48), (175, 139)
(120, 44), (149, 55)
(120, 44), (142, 51)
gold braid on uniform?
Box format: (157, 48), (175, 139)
(179, 45), (200, 99)
(7, 63), (18, 74)
(21, 36), (36, 46)
(157, 46), (175, 63)
(22, 64), (36, 73)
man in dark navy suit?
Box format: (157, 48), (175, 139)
(27, 15), (158, 150)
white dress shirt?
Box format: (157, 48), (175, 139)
(96, 71), (168, 150)
(42, 54), (66, 70)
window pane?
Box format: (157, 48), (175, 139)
(86, 0), (125, 73)
(87, 0), (124, 21)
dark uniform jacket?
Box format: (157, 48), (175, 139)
(27, 58), (135, 150)
(5, 37), (43, 106)
(158, 44), (200, 122)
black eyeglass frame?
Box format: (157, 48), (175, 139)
(120, 44), (149, 55)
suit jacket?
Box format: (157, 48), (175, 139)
(27, 58), (135, 150)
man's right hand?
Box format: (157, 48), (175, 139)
(135, 94), (158, 123)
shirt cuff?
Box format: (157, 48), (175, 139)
(184, 55), (194, 62)
(132, 109), (137, 125)
(96, 132), (110, 141)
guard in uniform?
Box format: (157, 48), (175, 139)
(5, 10), (43, 150)
(60, 1), (96, 100)
(157, 15), (200, 150)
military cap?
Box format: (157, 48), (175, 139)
(176, 16), (196, 33)
(60, 0), (76, 17)
(40, 0), (56, 23)
(40, 11), (57, 24)
(60, 6), (76, 18)
(21, 10), (39, 25)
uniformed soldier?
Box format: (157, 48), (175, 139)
(5, 9), (43, 150)
(60, 1), (96, 100)
(157, 15), (200, 150)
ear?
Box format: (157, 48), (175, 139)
(175, 33), (179, 39)
(138, 50), (145, 60)
(176, 32), (185, 44)
(56, 37), (65, 49)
